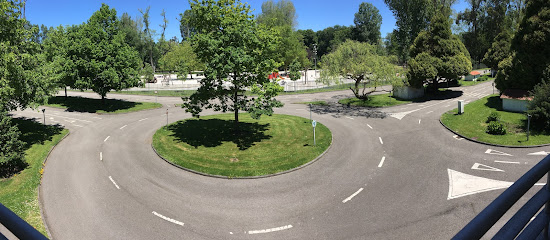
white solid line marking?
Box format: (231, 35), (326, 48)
(109, 176), (120, 189)
(494, 160), (520, 164)
(535, 183), (546, 186)
(152, 211), (184, 226)
(104, 136), (110, 142)
(100, 152), (103, 161)
(379, 137), (383, 145)
(138, 118), (148, 122)
(342, 188), (364, 203)
(367, 124), (373, 129)
(248, 225), (292, 234)
(120, 125), (127, 129)
(73, 124), (83, 127)
(419, 119), (421, 124)
(378, 156), (386, 168)
(295, 109), (304, 111)
(346, 116), (354, 120)
(426, 111), (433, 114)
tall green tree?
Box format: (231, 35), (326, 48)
(1, 0), (55, 111)
(482, 28), (512, 72)
(353, 2), (382, 45)
(408, 10), (472, 90)
(320, 40), (397, 100)
(316, 25), (354, 59)
(183, 0), (283, 128)
(256, 0), (297, 28)
(160, 41), (203, 79)
(495, 0), (550, 91)
(527, 66), (550, 132)
(139, 6), (157, 72)
(61, 4), (142, 101)
(179, 9), (195, 41)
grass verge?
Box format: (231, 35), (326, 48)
(45, 96), (162, 114)
(338, 93), (412, 107)
(0, 118), (68, 235)
(441, 95), (550, 146)
(153, 114), (332, 177)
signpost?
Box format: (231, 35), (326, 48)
(166, 109), (168, 126)
(309, 104), (312, 122)
(527, 114), (532, 141)
(42, 109), (45, 125)
(155, 90), (158, 103)
(312, 120), (317, 146)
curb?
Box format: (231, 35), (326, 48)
(151, 127), (333, 180)
(38, 130), (70, 239)
(439, 118), (550, 148)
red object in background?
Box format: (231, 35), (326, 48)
(268, 72), (279, 80)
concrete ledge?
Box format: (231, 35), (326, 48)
(439, 118), (550, 148)
(151, 129), (333, 180)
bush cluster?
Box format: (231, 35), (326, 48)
(477, 75), (489, 81)
(487, 112), (501, 122)
(487, 121), (507, 135)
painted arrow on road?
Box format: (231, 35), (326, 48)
(485, 149), (512, 156)
(471, 163), (504, 172)
(528, 151), (550, 156)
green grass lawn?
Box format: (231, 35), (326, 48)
(153, 114), (332, 177)
(0, 118), (68, 235)
(441, 95), (550, 146)
(113, 90), (196, 97)
(457, 76), (494, 87)
(338, 93), (412, 108)
(45, 96), (162, 114)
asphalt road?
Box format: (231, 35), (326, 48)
(11, 81), (550, 239)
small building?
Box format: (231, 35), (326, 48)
(500, 89), (533, 113)
(465, 70), (481, 81)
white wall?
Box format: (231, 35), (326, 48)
(502, 99), (529, 113)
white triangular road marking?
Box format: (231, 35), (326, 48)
(528, 151), (550, 156)
(485, 149), (512, 156)
(453, 135), (464, 140)
(389, 111), (413, 120)
(448, 169), (512, 200)
(472, 163), (504, 172)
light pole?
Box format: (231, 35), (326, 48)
(42, 109), (45, 125)
(492, 82), (495, 95)
(313, 43), (318, 80)
(527, 114), (532, 141)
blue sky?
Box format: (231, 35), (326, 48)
(25, 0), (469, 41)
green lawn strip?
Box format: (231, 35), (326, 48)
(0, 118), (68, 235)
(441, 95), (550, 146)
(458, 77), (494, 87)
(338, 93), (412, 107)
(153, 114), (331, 177)
(45, 96), (162, 114)
(112, 90), (196, 97)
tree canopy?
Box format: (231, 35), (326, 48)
(408, 10), (472, 89)
(182, 0), (283, 126)
(256, 0), (297, 28)
(320, 40), (397, 100)
(354, 2), (382, 45)
(495, 0), (550, 91)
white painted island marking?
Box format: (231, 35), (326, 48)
(485, 149), (512, 156)
(343, 188), (364, 203)
(138, 118), (148, 122)
(472, 163), (504, 172)
(248, 225), (292, 234)
(104, 136), (110, 142)
(119, 125), (127, 130)
(453, 135), (464, 140)
(108, 176), (120, 189)
(378, 156), (386, 168)
(447, 169), (512, 200)
(152, 211), (184, 226)
(379, 137), (383, 145)
(366, 124), (373, 129)
(418, 119), (421, 124)
(100, 152), (103, 161)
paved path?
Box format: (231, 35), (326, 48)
(12, 81), (549, 239)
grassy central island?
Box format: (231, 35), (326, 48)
(153, 114), (332, 177)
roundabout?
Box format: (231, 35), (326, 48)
(11, 81), (549, 239)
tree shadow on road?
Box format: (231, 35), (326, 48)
(47, 96), (140, 113)
(167, 119), (271, 150)
(308, 97), (388, 119)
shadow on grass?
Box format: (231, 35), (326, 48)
(484, 96), (503, 110)
(167, 119), (271, 150)
(47, 96), (140, 113)
(1, 117), (63, 178)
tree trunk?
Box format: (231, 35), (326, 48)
(64, 86), (67, 99)
(101, 95), (105, 105)
(234, 89), (239, 134)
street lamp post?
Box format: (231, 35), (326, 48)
(313, 44), (318, 80)
(527, 114), (532, 141)
(42, 109), (45, 125)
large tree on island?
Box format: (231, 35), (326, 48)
(182, 0), (283, 128)
(58, 4), (141, 102)
(320, 40), (397, 100)
(408, 10), (471, 90)
(495, 0), (550, 92)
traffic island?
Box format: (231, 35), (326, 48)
(152, 114), (332, 178)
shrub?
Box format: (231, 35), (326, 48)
(528, 68), (550, 132)
(487, 112), (501, 122)
(0, 111), (26, 177)
(478, 75), (489, 81)
(487, 121), (507, 135)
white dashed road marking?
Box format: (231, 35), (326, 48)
(248, 225), (292, 234)
(138, 118), (148, 122)
(426, 111), (433, 114)
(108, 176), (120, 189)
(100, 152), (103, 161)
(152, 211), (185, 226)
(418, 119), (421, 124)
(494, 160), (520, 164)
(120, 125), (127, 130)
(367, 124), (373, 129)
(346, 116), (354, 120)
(378, 156), (386, 168)
(379, 137), (383, 145)
(104, 136), (110, 142)
(342, 188), (364, 203)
